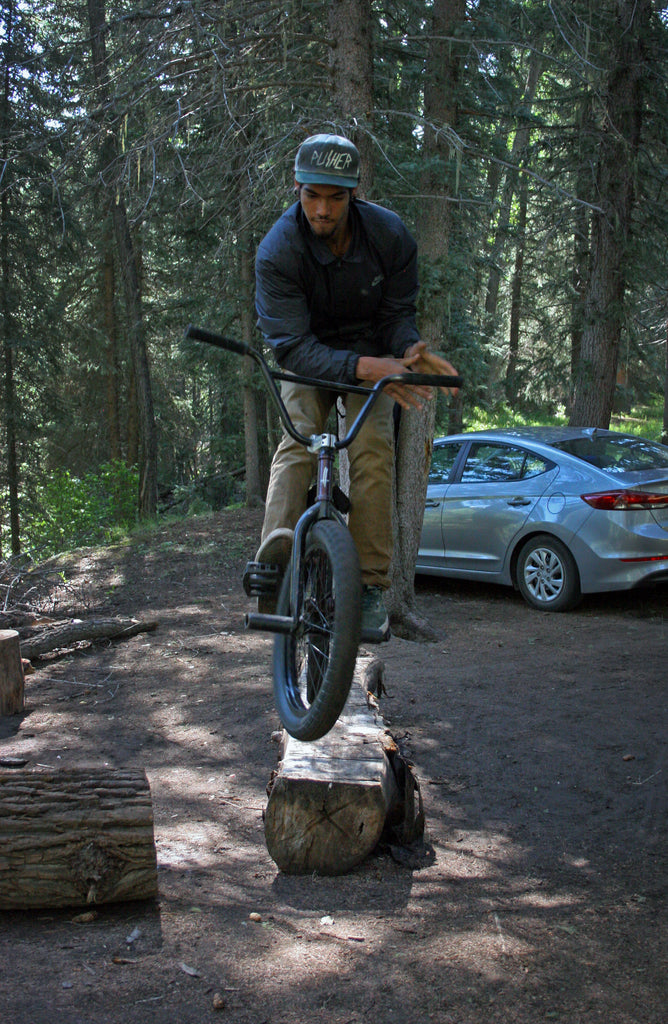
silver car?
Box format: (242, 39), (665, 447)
(417, 426), (668, 611)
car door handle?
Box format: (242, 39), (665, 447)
(425, 498), (441, 508)
(507, 497), (531, 507)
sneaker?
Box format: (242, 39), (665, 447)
(254, 528), (294, 615)
(255, 527), (294, 569)
(361, 585), (391, 643)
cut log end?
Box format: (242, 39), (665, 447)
(265, 775), (390, 876)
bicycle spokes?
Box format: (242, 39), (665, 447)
(297, 550), (335, 704)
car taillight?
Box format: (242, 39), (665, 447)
(581, 490), (668, 510)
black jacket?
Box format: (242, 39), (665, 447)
(255, 198), (420, 385)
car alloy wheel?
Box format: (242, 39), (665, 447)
(517, 535), (581, 612)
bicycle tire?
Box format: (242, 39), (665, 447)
(273, 519), (361, 742)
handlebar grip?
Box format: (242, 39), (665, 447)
(399, 373), (463, 388)
(185, 325), (250, 357)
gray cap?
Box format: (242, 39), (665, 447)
(295, 134), (360, 188)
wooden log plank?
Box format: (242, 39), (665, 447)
(0, 767), (158, 909)
(264, 656), (400, 875)
(0, 629), (24, 716)
(19, 617), (158, 658)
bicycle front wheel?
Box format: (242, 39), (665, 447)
(273, 519), (361, 742)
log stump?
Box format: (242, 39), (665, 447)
(264, 657), (402, 875)
(0, 629), (24, 716)
(0, 767), (158, 909)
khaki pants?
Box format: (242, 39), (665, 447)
(261, 381), (395, 589)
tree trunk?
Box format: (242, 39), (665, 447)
(239, 176), (263, 507)
(0, 768), (157, 909)
(388, 404), (438, 640)
(568, 90), (594, 414)
(111, 197), (157, 515)
(569, 200), (590, 412)
(126, 357), (139, 468)
(448, 390), (464, 435)
(506, 175), (529, 405)
(659, 313), (663, 446)
(569, 0), (651, 427)
(103, 227), (122, 461)
(483, 52), (543, 348)
(387, 0), (466, 640)
(325, 0), (374, 526)
(1, 0), (20, 555)
(1, 316), (19, 555)
(87, 0), (157, 515)
(328, 0), (375, 193)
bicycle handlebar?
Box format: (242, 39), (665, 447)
(185, 324), (463, 449)
(381, 372), (462, 388)
(185, 325), (250, 358)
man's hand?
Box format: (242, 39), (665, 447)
(402, 341), (460, 397)
(356, 343), (459, 410)
(355, 353), (434, 410)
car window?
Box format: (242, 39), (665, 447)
(429, 442), (464, 484)
(460, 443), (550, 483)
(552, 435), (668, 473)
(523, 452), (550, 479)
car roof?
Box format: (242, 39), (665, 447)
(434, 426), (648, 446)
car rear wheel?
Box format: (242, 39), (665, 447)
(517, 535), (581, 612)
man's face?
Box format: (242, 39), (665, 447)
(297, 182), (355, 241)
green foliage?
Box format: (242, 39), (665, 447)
(610, 396), (666, 443)
(451, 398), (663, 442)
(21, 461), (140, 558)
(461, 403), (568, 433)
(1, 0), (667, 555)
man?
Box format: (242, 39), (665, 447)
(254, 133), (457, 640)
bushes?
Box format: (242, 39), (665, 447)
(22, 461), (140, 557)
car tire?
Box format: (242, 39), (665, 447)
(516, 535), (582, 612)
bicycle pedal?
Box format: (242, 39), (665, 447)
(242, 561), (283, 597)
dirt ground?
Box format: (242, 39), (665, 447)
(0, 508), (665, 1024)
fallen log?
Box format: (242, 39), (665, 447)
(0, 610), (56, 630)
(264, 656), (420, 876)
(18, 616), (158, 658)
(0, 767), (158, 909)
(0, 629), (24, 716)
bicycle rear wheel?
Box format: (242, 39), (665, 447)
(273, 519), (361, 742)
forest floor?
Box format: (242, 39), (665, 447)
(0, 507), (666, 1024)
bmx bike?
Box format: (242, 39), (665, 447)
(186, 325), (462, 742)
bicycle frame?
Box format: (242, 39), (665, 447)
(247, 430), (348, 636)
(185, 325), (462, 639)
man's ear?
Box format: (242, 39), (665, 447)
(294, 180), (301, 196)
(351, 187), (358, 199)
